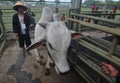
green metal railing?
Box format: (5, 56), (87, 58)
(68, 10), (120, 83)
(71, 13), (120, 26)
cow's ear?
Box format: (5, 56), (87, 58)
(39, 23), (47, 29)
(71, 33), (83, 40)
(25, 40), (45, 52)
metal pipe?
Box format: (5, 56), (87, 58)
(0, 14), (6, 32)
(68, 18), (120, 36)
(0, 40), (6, 56)
(80, 13), (120, 15)
(79, 0), (82, 13)
(84, 37), (109, 50)
(69, 49), (114, 83)
(71, 13), (120, 26)
(88, 37), (120, 56)
(77, 54), (114, 83)
(0, 33), (3, 39)
(78, 40), (120, 66)
(68, 56), (95, 83)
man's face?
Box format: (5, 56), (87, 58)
(18, 7), (24, 14)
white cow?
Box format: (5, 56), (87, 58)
(32, 6), (54, 75)
(26, 7), (82, 75)
(46, 22), (71, 73)
(26, 21), (82, 74)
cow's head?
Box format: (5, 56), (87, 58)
(26, 22), (82, 74)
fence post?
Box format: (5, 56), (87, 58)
(107, 36), (119, 57)
(0, 14), (6, 32)
(68, 9), (72, 29)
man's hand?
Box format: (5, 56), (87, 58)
(100, 62), (119, 77)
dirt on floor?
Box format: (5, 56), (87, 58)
(0, 39), (19, 83)
(0, 38), (86, 83)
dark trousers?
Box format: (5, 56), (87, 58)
(18, 34), (31, 48)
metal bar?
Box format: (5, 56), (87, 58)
(0, 14), (6, 32)
(71, 13), (120, 26)
(70, 49), (114, 83)
(0, 40), (6, 56)
(84, 37), (109, 50)
(72, 48), (101, 65)
(68, 18), (120, 36)
(0, 33), (3, 39)
(75, 68), (93, 83)
(107, 36), (119, 57)
(68, 57), (95, 83)
(78, 0), (82, 13)
(80, 13), (120, 15)
(68, 9), (72, 29)
(78, 40), (120, 66)
(80, 10), (111, 13)
(88, 37), (120, 56)
(78, 24), (82, 32)
(77, 54), (114, 83)
(83, 37), (120, 57)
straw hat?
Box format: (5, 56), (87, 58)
(13, 1), (27, 11)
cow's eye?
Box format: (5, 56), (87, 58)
(48, 43), (54, 50)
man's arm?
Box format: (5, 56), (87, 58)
(101, 62), (120, 83)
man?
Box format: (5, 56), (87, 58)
(101, 62), (120, 83)
(112, 6), (117, 19)
(12, 2), (31, 51)
(91, 3), (96, 13)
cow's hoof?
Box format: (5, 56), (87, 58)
(45, 69), (50, 76)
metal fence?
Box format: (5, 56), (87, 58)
(1, 1), (120, 82)
(0, 1), (70, 55)
(68, 9), (120, 83)
(0, 1), (70, 31)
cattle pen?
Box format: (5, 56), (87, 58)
(0, 0), (120, 83)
